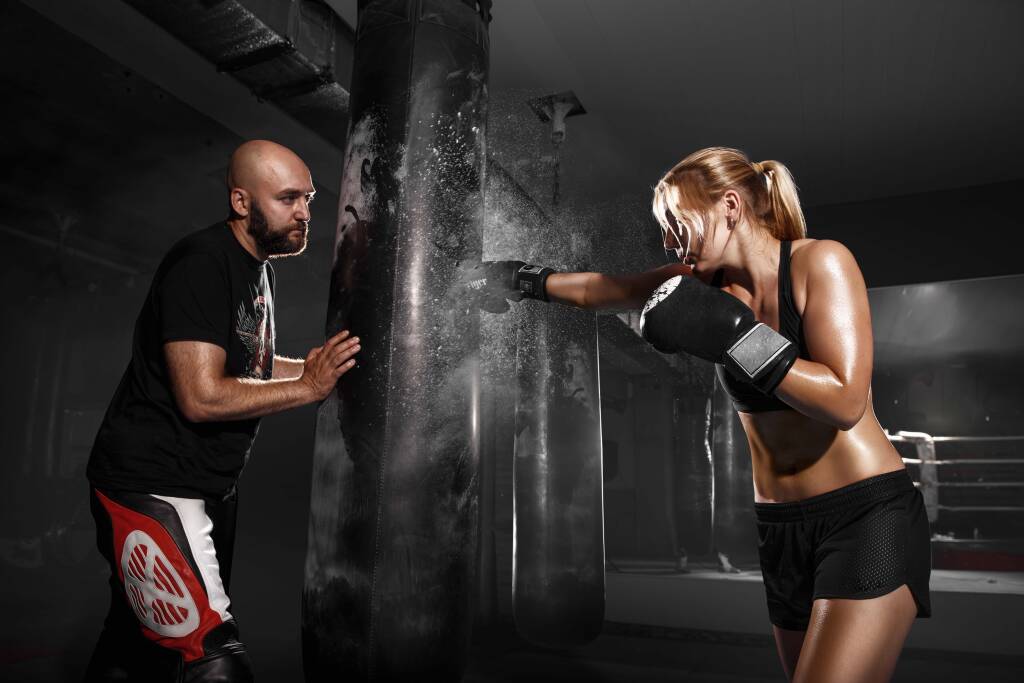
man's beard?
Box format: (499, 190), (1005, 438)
(248, 201), (308, 258)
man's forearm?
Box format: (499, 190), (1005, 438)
(272, 355), (305, 380)
(184, 375), (316, 422)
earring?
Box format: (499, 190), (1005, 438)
(727, 216), (735, 230)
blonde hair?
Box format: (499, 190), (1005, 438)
(652, 147), (806, 248)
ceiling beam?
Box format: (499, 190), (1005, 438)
(20, 0), (347, 191)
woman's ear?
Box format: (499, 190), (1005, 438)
(722, 190), (741, 228)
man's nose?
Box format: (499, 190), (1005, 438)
(296, 199), (311, 222)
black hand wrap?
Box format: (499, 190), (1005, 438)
(514, 264), (555, 301)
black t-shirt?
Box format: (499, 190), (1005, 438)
(87, 224), (276, 499)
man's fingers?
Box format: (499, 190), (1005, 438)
(325, 337), (360, 359)
(329, 343), (360, 368)
(324, 329), (353, 349)
(332, 358), (358, 378)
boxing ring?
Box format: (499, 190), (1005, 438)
(871, 274), (1024, 571)
(889, 431), (1024, 568)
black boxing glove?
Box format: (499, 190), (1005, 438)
(640, 275), (797, 394)
(458, 260), (556, 313)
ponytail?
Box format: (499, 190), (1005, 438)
(756, 159), (805, 240)
(654, 148), (807, 244)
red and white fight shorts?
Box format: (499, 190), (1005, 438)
(86, 488), (251, 682)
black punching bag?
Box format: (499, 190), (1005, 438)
(671, 392), (714, 563)
(710, 374), (759, 569)
(302, 1), (490, 681)
(512, 305), (605, 648)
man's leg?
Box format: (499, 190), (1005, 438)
(85, 488), (253, 682)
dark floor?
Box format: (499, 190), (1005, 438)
(4, 625), (1024, 682)
(2, 560), (1022, 682)
(464, 624), (1024, 683)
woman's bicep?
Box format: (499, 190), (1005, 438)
(801, 241), (873, 393)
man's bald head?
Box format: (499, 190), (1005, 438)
(226, 140), (315, 260)
(227, 139), (310, 193)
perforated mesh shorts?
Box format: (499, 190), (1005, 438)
(754, 469), (932, 631)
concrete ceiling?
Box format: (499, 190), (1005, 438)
(25, 0), (1024, 212)
(485, 0), (1024, 207)
(6, 0), (346, 275)
(6, 0), (1022, 276)
(334, 0), (1024, 207)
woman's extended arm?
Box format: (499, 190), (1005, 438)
(545, 262), (691, 311)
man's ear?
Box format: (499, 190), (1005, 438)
(230, 188), (251, 217)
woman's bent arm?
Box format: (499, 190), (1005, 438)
(774, 241), (873, 430)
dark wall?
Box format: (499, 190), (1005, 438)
(806, 180), (1024, 288)
(0, 3), (340, 680)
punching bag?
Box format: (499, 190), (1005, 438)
(302, 1), (490, 681)
(670, 392), (714, 564)
(710, 374), (759, 570)
(512, 305), (605, 648)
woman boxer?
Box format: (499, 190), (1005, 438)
(505, 147), (931, 683)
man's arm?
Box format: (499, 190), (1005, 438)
(166, 330), (360, 422)
(272, 355), (306, 380)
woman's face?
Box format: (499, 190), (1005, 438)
(662, 201), (729, 274)
(661, 211), (691, 263)
(663, 191), (737, 276)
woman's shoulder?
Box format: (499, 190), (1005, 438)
(788, 238), (861, 312)
(790, 238), (858, 273)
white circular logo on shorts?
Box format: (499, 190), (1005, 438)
(120, 530), (200, 637)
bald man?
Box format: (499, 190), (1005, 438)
(84, 140), (359, 682)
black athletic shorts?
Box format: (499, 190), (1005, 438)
(754, 469), (932, 631)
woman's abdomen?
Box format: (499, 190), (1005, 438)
(740, 398), (905, 503)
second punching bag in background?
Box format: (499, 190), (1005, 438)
(512, 311), (606, 648)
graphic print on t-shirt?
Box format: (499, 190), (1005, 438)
(235, 282), (275, 379)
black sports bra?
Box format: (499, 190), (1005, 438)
(712, 240), (810, 412)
